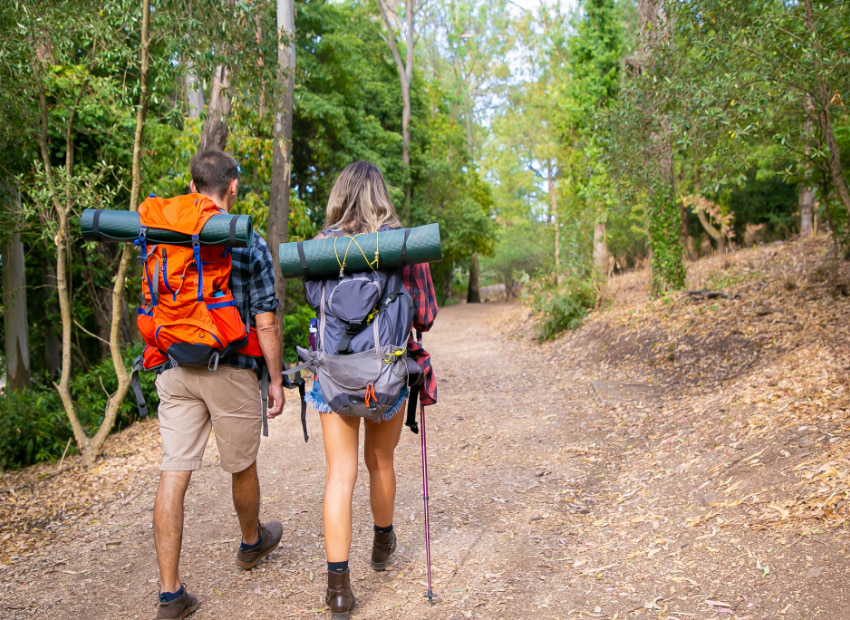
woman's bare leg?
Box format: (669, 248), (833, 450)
(363, 409), (405, 528)
(320, 412), (361, 562)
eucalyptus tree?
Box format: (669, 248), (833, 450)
(1, 189), (29, 391)
(4, 0), (154, 466)
(561, 0), (624, 275)
(665, 0), (850, 249)
(376, 0), (430, 214)
(604, 0), (686, 295)
(425, 0), (514, 301)
(268, 0), (296, 314)
(0, 6), (33, 391)
(506, 2), (572, 282)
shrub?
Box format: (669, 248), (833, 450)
(0, 343), (158, 470)
(282, 303), (316, 364)
(531, 277), (600, 341)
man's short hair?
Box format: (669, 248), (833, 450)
(190, 150), (239, 199)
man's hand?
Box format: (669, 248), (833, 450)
(267, 382), (285, 418)
(254, 311), (284, 421)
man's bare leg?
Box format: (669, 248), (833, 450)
(154, 471), (192, 594)
(232, 461), (260, 545)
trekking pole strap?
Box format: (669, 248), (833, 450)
(130, 355), (149, 417)
(299, 381), (308, 443)
(282, 364), (309, 443)
(283, 359), (314, 375)
(405, 385), (420, 434)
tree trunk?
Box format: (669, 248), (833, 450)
(465, 108), (475, 161)
(2, 188), (30, 390)
(32, 0), (151, 467)
(185, 69), (204, 120)
(548, 164), (561, 283)
(803, 0), (850, 220)
(43, 262), (60, 375)
(695, 207), (725, 253)
(199, 65), (230, 152)
(799, 184), (815, 238)
(377, 0), (414, 218)
(637, 0), (686, 296)
(401, 0), (413, 209)
(464, 100), (480, 304)
(34, 39), (89, 454)
(592, 220), (608, 274)
(444, 262), (454, 301)
(83, 0), (153, 468)
(269, 0), (296, 318)
(467, 254), (481, 303)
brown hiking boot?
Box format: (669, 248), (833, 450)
(235, 520), (283, 569)
(370, 530), (397, 571)
(326, 568), (356, 619)
(155, 587), (199, 620)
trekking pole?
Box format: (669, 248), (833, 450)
(416, 330), (436, 605)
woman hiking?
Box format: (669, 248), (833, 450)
(305, 161), (438, 619)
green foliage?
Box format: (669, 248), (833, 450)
(293, 0), (407, 216)
(530, 277), (600, 341)
(726, 171), (799, 241)
(0, 386), (65, 469)
(281, 303), (315, 364)
(481, 220), (553, 291)
(0, 344), (157, 470)
(647, 180), (686, 296)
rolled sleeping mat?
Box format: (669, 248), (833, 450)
(279, 223), (442, 279)
(80, 209), (254, 247)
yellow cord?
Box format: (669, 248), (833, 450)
(333, 232), (381, 277)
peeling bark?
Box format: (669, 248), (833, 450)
(2, 188), (30, 390)
(799, 185), (815, 238)
(269, 0), (296, 317)
(592, 221), (608, 273)
(199, 65), (230, 152)
(185, 69), (204, 120)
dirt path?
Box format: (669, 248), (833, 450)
(2, 293), (849, 619)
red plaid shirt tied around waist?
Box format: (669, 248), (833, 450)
(402, 263), (438, 406)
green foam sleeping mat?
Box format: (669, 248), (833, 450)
(80, 208), (254, 247)
(278, 224), (442, 279)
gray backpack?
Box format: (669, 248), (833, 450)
(292, 268), (415, 423)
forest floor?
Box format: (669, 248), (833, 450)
(2, 234), (850, 620)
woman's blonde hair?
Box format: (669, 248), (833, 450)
(323, 161), (402, 234)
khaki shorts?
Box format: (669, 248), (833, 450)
(155, 365), (262, 473)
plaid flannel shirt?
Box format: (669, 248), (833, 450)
(220, 233), (280, 371)
(403, 262), (439, 406)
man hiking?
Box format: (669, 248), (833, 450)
(151, 150), (285, 619)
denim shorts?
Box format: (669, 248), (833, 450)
(305, 378), (408, 422)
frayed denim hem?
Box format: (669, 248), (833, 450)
(377, 385), (408, 421)
(304, 388), (333, 413)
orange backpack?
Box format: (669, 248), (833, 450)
(135, 193), (262, 372)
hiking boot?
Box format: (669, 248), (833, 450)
(156, 587), (199, 620)
(326, 568), (356, 619)
(370, 530), (397, 571)
(235, 520), (283, 569)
